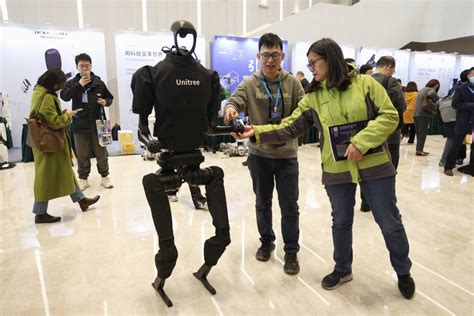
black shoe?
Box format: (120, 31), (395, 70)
(283, 253), (300, 275)
(242, 160), (248, 166)
(444, 169), (454, 176)
(360, 203), (371, 212)
(35, 213), (61, 224)
(321, 270), (353, 290)
(255, 242), (275, 262)
(78, 195), (100, 212)
(397, 274), (415, 299)
(456, 159), (464, 165)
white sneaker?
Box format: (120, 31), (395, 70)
(101, 176), (114, 189)
(78, 178), (90, 191)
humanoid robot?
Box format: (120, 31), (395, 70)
(131, 20), (242, 307)
(0, 92), (15, 170)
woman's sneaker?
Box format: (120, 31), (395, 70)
(321, 270), (353, 290)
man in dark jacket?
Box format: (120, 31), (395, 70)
(359, 56), (406, 212)
(444, 67), (474, 176)
(60, 53), (114, 190)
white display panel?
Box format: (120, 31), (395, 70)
(408, 52), (457, 97)
(392, 50), (411, 85)
(0, 25), (107, 148)
(114, 31), (206, 133)
(357, 47), (410, 84)
(455, 55), (474, 79)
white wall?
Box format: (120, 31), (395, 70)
(253, 0), (474, 49)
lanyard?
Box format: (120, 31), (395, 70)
(262, 80), (284, 117)
(468, 85), (474, 94)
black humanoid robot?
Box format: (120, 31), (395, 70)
(131, 20), (242, 307)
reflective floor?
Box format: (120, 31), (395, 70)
(1, 135), (473, 315)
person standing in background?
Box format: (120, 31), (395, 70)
(295, 71), (310, 91)
(402, 81), (418, 144)
(413, 79), (440, 156)
(60, 53), (114, 190)
(359, 64), (373, 75)
(444, 67), (474, 176)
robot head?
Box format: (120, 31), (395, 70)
(170, 20), (197, 57)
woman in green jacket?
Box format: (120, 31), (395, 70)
(30, 69), (100, 224)
(234, 38), (415, 299)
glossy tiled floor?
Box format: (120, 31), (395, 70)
(1, 135), (473, 315)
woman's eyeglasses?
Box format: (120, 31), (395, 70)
(307, 57), (324, 70)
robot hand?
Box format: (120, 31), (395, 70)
(206, 120), (245, 136)
(138, 124), (161, 154)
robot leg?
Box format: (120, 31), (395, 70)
(142, 171), (182, 307)
(189, 184), (207, 210)
(190, 166), (231, 294)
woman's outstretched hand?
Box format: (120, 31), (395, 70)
(231, 125), (255, 140)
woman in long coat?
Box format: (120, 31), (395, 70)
(29, 69), (100, 223)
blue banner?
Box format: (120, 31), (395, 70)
(211, 35), (289, 96)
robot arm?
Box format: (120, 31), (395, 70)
(132, 66), (159, 152)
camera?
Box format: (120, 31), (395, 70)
(82, 71), (91, 78)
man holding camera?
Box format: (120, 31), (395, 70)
(60, 53), (114, 190)
(224, 33), (304, 275)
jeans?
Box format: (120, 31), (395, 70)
(32, 185), (85, 214)
(445, 134), (469, 170)
(325, 176), (411, 275)
(74, 132), (109, 179)
(247, 154), (300, 254)
(440, 137), (454, 165)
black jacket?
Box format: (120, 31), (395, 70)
(452, 83), (474, 135)
(60, 72), (113, 134)
(131, 53), (220, 152)
(372, 73), (406, 129)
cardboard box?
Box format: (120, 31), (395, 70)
(120, 142), (136, 155)
(118, 130), (134, 144)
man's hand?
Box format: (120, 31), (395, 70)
(224, 108), (239, 125)
(97, 98), (107, 107)
(345, 143), (363, 161)
(79, 76), (91, 87)
(231, 125), (255, 140)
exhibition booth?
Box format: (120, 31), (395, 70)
(1, 23), (473, 156)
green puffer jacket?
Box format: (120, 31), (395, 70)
(29, 85), (77, 202)
(253, 70), (398, 185)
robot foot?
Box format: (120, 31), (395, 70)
(193, 264), (216, 295)
(151, 276), (173, 307)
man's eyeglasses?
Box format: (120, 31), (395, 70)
(260, 52), (282, 61)
(307, 57), (324, 70)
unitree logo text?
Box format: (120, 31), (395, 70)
(176, 79), (200, 86)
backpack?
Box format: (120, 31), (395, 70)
(438, 95), (456, 123)
(381, 76), (404, 128)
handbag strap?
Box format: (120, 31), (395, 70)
(33, 93), (63, 123)
(33, 93), (48, 118)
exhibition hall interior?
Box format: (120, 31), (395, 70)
(0, 0), (473, 314)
